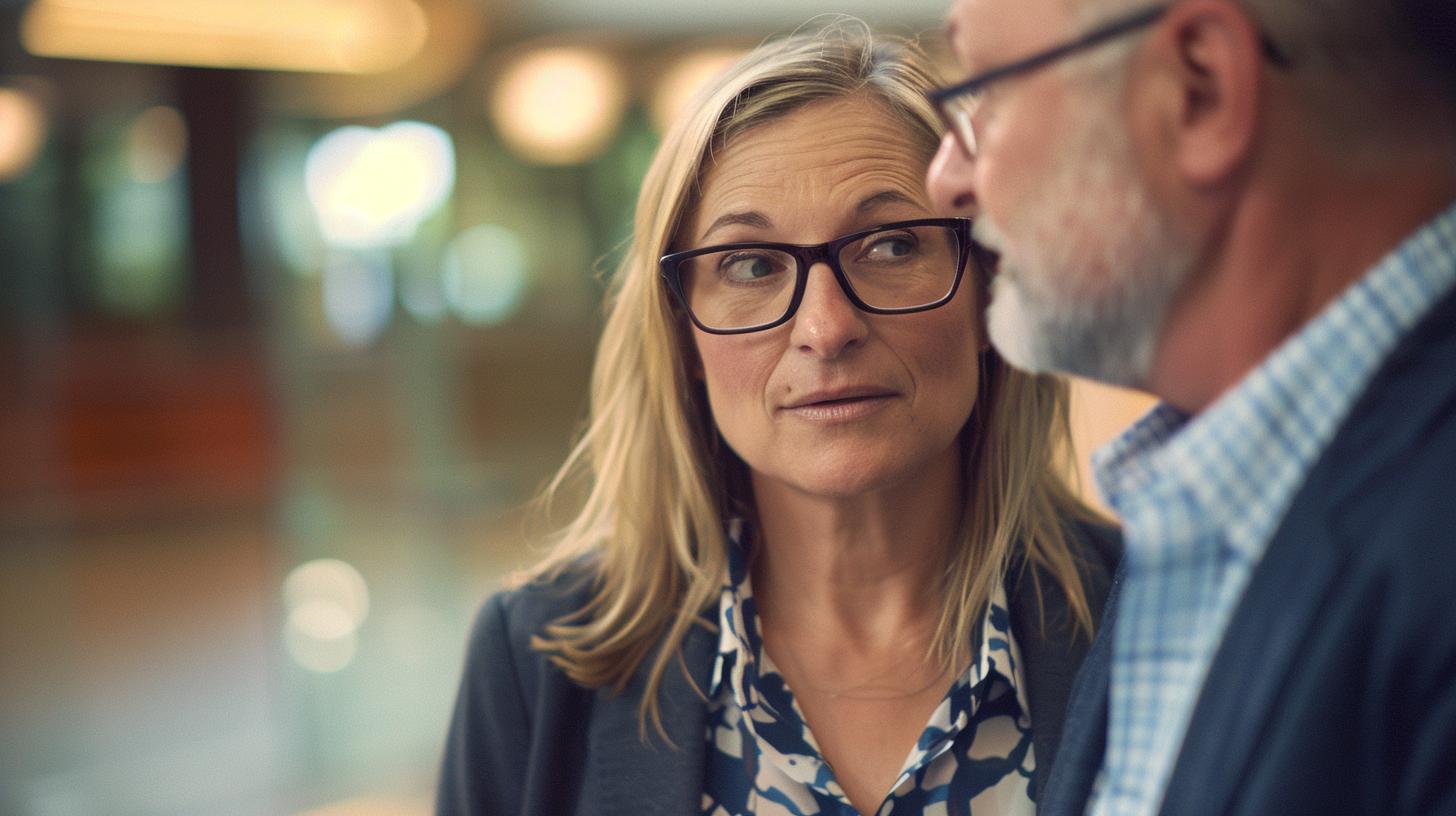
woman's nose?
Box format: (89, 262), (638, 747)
(788, 262), (868, 359)
(926, 130), (978, 216)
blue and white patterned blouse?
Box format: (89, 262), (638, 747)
(702, 522), (1038, 815)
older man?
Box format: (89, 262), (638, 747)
(925, 1), (1456, 815)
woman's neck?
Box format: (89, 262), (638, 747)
(747, 449), (962, 649)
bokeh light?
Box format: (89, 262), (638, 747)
(282, 559), (370, 674)
(321, 251), (395, 346)
(285, 622), (359, 674)
(441, 224), (530, 325)
(284, 558), (370, 624)
(93, 177), (186, 314)
(247, 127), (328, 278)
(650, 47), (745, 134)
(0, 86), (48, 182)
(490, 46), (627, 165)
(126, 105), (188, 183)
(305, 120), (455, 250)
(399, 254), (448, 323)
(22, 0), (429, 75)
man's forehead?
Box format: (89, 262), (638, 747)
(945, 0), (1076, 66)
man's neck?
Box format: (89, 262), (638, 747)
(1146, 149), (1456, 414)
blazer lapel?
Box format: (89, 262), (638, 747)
(1037, 571), (1120, 816)
(1159, 285), (1456, 816)
(1155, 485), (1349, 816)
(580, 623), (717, 815)
(1007, 527), (1117, 803)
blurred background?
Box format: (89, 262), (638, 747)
(0, 1), (1153, 814)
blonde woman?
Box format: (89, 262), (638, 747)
(438, 22), (1118, 816)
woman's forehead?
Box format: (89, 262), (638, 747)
(688, 96), (933, 240)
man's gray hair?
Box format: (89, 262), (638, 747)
(1080, 0), (1456, 146)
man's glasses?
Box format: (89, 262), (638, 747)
(927, 3), (1291, 157)
(659, 218), (974, 335)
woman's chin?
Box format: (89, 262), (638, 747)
(752, 451), (938, 502)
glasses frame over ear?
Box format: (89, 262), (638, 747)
(926, 2), (1292, 157)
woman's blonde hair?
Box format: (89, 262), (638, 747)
(523, 19), (1102, 738)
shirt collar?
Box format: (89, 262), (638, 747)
(708, 518), (755, 700)
(1096, 198), (1456, 566)
(709, 520), (1031, 786)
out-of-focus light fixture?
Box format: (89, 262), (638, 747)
(126, 105), (187, 183)
(267, 0), (489, 121)
(650, 48), (744, 134)
(0, 86), (48, 182)
(441, 224), (530, 325)
(400, 259), (448, 323)
(21, 0), (429, 75)
(321, 251), (394, 346)
(283, 558), (370, 674)
(490, 46), (627, 165)
(285, 620), (358, 674)
(304, 120), (455, 249)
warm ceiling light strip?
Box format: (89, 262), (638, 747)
(20, 0), (429, 74)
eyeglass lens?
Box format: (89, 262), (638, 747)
(676, 224), (961, 331)
(938, 96), (980, 157)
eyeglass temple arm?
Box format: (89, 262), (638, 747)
(929, 4), (1292, 103)
(928, 5), (1168, 103)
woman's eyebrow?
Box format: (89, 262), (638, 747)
(857, 190), (918, 214)
(700, 210), (772, 242)
(698, 191), (915, 243)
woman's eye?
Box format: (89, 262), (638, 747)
(863, 234), (918, 262)
(721, 253), (785, 282)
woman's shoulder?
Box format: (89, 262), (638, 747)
(1005, 512), (1121, 635)
(441, 562), (603, 815)
(1059, 515), (1122, 618)
(469, 560), (601, 660)
(1065, 515), (1122, 576)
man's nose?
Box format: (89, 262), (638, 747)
(788, 262), (868, 359)
(926, 130), (978, 216)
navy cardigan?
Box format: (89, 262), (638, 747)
(438, 521), (1119, 816)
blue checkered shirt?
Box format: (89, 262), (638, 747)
(1086, 201), (1456, 815)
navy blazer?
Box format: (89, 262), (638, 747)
(1041, 285), (1456, 816)
(438, 521), (1119, 815)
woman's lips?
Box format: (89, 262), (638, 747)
(782, 392), (897, 422)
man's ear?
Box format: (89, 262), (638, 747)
(1141, 0), (1265, 187)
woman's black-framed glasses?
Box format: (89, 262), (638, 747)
(926, 3), (1291, 157)
(660, 217), (975, 335)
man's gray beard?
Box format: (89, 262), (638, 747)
(979, 96), (1194, 388)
